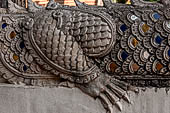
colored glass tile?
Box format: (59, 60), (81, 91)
(144, 51), (150, 59)
(23, 65), (28, 71)
(132, 63), (140, 72)
(120, 24), (127, 32)
(13, 54), (19, 61)
(168, 49), (170, 57)
(153, 13), (161, 20)
(20, 41), (25, 49)
(109, 62), (118, 73)
(121, 51), (128, 60)
(155, 35), (162, 44)
(131, 15), (138, 21)
(132, 38), (138, 47)
(166, 21), (170, 28)
(142, 24), (150, 33)
(2, 23), (7, 29)
(156, 63), (163, 71)
(10, 31), (16, 39)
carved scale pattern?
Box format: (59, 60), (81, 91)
(0, 14), (60, 86)
(0, 3), (117, 85)
(1, 0), (170, 113)
(33, 10), (93, 72)
(20, 6), (116, 84)
(95, 6), (170, 87)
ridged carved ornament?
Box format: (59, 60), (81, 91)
(0, 0), (170, 112)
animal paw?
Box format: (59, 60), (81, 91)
(76, 72), (137, 113)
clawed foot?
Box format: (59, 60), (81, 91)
(76, 73), (138, 113)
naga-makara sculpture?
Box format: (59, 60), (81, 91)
(1, 0), (170, 112)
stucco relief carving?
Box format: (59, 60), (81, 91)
(1, 0), (170, 112)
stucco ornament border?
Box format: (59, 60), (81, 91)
(0, 0), (170, 113)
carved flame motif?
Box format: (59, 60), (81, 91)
(1, 0), (170, 113)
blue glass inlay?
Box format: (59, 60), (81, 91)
(20, 41), (25, 49)
(168, 49), (170, 57)
(155, 35), (163, 44)
(121, 51), (128, 60)
(2, 23), (7, 29)
(153, 13), (161, 20)
(23, 65), (27, 71)
(120, 24), (127, 32)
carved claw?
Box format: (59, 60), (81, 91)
(104, 88), (122, 111)
(76, 72), (134, 113)
(107, 83), (131, 104)
(100, 93), (114, 113)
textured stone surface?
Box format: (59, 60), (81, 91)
(0, 84), (105, 113)
(0, 85), (170, 113)
(115, 88), (170, 113)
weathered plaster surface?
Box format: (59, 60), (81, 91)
(0, 84), (105, 113)
(0, 84), (169, 113)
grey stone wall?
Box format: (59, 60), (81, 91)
(0, 84), (105, 113)
(0, 84), (170, 113)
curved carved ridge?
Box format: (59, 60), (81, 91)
(2, 0), (170, 113)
